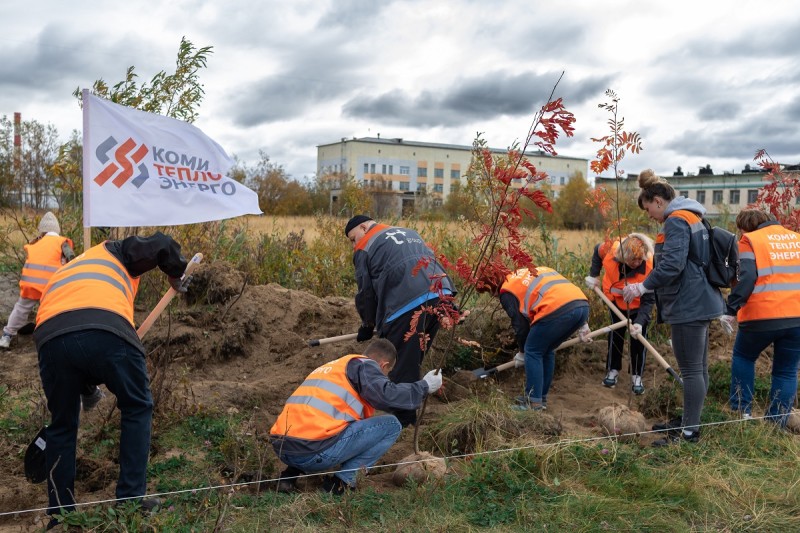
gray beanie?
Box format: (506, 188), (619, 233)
(38, 212), (60, 234)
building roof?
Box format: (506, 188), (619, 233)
(317, 136), (586, 161)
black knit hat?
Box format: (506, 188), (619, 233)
(344, 215), (374, 236)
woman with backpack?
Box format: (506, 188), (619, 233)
(623, 169), (724, 446)
(721, 208), (800, 427)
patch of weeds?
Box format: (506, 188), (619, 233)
(638, 380), (682, 419)
(707, 361), (770, 405)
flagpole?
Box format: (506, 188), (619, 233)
(82, 88), (92, 252)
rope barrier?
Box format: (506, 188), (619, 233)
(1, 412), (792, 519)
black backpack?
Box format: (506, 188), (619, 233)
(701, 218), (739, 289)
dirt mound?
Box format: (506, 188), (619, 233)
(597, 403), (648, 440)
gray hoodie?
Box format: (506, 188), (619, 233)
(642, 196), (723, 324)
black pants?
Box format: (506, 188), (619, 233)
(606, 306), (647, 376)
(381, 301), (441, 427)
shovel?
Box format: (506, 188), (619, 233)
(592, 286), (683, 386)
(471, 319), (628, 379)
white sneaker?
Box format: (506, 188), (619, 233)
(742, 413), (753, 420)
(602, 369), (619, 387)
(632, 375), (645, 395)
(0, 334), (11, 349)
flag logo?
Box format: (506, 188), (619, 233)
(93, 136), (150, 188)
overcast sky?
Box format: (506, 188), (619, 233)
(1, 0), (798, 181)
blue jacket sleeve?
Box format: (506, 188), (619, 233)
(346, 358), (428, 412)
(726, 256), (756, 315)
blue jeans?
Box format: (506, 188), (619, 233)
(38, 330), (153, 514)
(730, 327), (800, 427)
(280, 415), (402, 486)
(524, 305), (589, 404)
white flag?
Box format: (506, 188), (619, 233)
(82, 90), (262, 227)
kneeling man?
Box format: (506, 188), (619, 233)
(270, 339), (441, 494)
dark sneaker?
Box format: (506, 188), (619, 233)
(652, 429), (700, 448)
(602, 370), (619, 388)
(652, 416), (683, 432)
(140, 497), (161, 513)
(320, 475), (353, 496)
(276, 466), (302, 493)
(632, 375), (645, 395)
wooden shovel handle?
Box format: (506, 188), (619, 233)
(136, 253), (203, 339)
(593, 286), (683, 385)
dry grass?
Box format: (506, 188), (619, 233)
(242, 215), (603, 255)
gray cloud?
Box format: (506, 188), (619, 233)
(666, 98), (800, 162)
(342, 70), (612, 127)
(697, 101), (742, 121)
(316, 0), (390, 29)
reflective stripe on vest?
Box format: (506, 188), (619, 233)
(36, 243), (138, 327)
(737, 225), (800, 322)
(500, 267), (587, 324)
(20, 235), (71, 300)
(270, 354), (376, 441)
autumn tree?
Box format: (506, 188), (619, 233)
(553, 172), (599, 229)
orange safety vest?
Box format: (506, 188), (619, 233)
(20, 235), (72, 300)
(737, 224), (800, 323)
(36, 242), (139, 327)
(500, 267), (587, 324)
(270, 354), (376, 441)
(600, 239), (653, 310)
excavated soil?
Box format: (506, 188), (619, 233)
(0, 262), (773, 530)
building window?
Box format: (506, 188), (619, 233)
(434, 168), (444, 178)
(729, 190), (740, 204)
(747, 189), (758, 204)
(417, 183), (426, 192)
(399, 182), (410, 191)
(433, 184), (443, 193)
(549, 176), (556, 184)
(417, 167), (427, 178)
(363, 163), (368, 174)
(679, 190), (689, 198)
(697, 191), (706, 204)
(451, 169), (460, 179)
(370, 163), (376, 173)
(400, 166), (410, 175)
(381, 164), (387, 174)
(388, 165), (393, 175)
(450, 183), (458, 192)
(559, 176), (565, 185)
(712, 190), (723, 205)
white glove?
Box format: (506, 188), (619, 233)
(629, 323), (643, 338)
(514, 351), (525, 368)
(584, 276), (600, 290)
(422, 369), (443, 394)
(719, 315), (736, 335)
(578, 323), (592, 343)
(622, 282), (651, 303)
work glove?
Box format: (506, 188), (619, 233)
(584, 276), (600, 290)
(422, 369), (443, 394)
(81, 387), (106, 412)
(719, 315), (736, 335)
(514, 351), (525, 368)
(578, 323), (592, 343)
(630, 323), (643, 338)
(356, 325), (374, 342)
(169, 276), (188, 294)
(622, 282), (651, 303)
